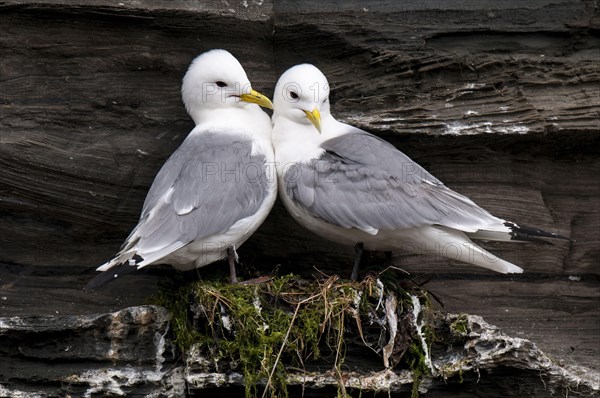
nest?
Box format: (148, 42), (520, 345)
(151, 272), (438, 398)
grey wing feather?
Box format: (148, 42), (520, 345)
(285, 128), (502, 233)
(124, 132), (269, 255)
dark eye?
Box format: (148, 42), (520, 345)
(324, 97), (329, 103)
(289, 91), (299, 99)
(216, 81), (227, 88)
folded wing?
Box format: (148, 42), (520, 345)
(98, 131), (269, 271)
(285, 128), (506, 235)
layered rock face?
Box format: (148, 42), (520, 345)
(0, 1), (598, 396)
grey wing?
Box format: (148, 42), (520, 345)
(123, 132), (269, 263)
(285, 129), (503, 234)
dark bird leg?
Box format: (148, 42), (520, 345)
(227, 246), (239, 284)
(350, 242), (364, 281)
(384, 251), (393, 267)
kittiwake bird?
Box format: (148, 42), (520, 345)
(271, 64), (569, 280)
(87, 49), (277, 288)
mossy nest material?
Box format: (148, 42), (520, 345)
(151, 273), (437, 398)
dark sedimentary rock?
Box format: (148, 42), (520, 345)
(0, 1), (598, 395)
(1, 305), (598, 397)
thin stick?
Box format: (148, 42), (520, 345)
(261, 293), (322, 398)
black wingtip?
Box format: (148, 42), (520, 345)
(85, 255), (144, 289)
(504, 222), (573, 243)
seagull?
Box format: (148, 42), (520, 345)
(271, 64), (569, 280)
(87, 49), (277, 288)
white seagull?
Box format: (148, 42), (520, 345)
(272, 64), (568, 280)
(87, 49), (277, 288)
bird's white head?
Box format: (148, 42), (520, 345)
(181, 49), (273, 125)
(272, 64), (331, 134)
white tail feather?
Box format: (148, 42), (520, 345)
(420, 226), (523, 274)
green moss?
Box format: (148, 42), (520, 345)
(150, 274), (433, 398)
(149, 278), (200, 350)
(406, 341), (428, 398)
(449, 314), (469, 337)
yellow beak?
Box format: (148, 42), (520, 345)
(239, 89), (273, 110)
(303, 107), (322, 134)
